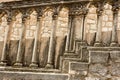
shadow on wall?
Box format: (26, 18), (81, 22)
(0, 36), (66, 69)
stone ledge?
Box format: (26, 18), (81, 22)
(0, 71), (69, 80)
(0, 66), (61, 73)
(88, 47), (120, 51)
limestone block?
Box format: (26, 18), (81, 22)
(70, 62), (89, 76)
(87, 19), (96, 24)
(0, 71), (68, 80)
(105, 10), (112, 15)
(85, 77), (100, 80)
(87, 14), (97, 20)
(106, 22), (112, 27)
(89, 64), (108, 76)
(90, 51), (109, 63)
(110, 51), (120, 62)
(30, 25), (36, 30)
(110, 63), (120, 76)
(103, 15), (109, 21)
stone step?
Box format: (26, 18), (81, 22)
(0, 70), (69, 80)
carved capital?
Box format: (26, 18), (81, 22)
(6, 10), (13, 24)
(96, 8), (103, 16)
(20, 9), (30, 23)
(52, 5), (59, 20)
(69, 2), (89, 16)
(94, 1), (105, 16)
(112, 1), (119, 14)
(35, 7), (43, 21)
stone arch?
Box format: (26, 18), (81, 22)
(85, 5), (97, 45)
(101, 3), (113, 46)
(25, 9), (37, 39)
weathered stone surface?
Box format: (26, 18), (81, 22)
(0, 71), (68, 80)
(24, 39), (34, 66)
(90, 51), (109, 63)
(70, 62), (88, 76)
(55, 36), (66, 69)
(110, 51), (120, 62)
(110, 63), (120, 76)
(89, 64), (108, 76)
(39, 37), (49, 68)
(0, 41), (4, 60)
(8, 40), (19, 66)
(85, 77), (100, 80)
(102, 31), (111, 46)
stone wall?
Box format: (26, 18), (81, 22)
(68, 48), (120, 80)
(0, 3), (119, 45)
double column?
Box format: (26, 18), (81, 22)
(45, 11), (58, 69)
(94, 6), (103, 47)
(65, 15), (73, 52)
(80, 9), (88, 45)
(110, 4), (119, 47)
(14, 11), (27, 66)
(0, 11), (13, 66)
(30, 9), (42, 67)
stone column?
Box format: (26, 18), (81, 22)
(110, 4), (119, 47)
(81, 9), (88, 45)
(30, 10), (42, 67)
(14, 12), (27, 67)
(45, 13), (58, 69)
(0, 12), (13, 66)
(65, 15), (73, 52)
(94, 7), (103, 47)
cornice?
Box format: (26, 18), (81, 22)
(0, 0), (97, 9)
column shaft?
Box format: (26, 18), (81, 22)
(65, 15), (73, 52)
(94, 9), (103, 47)
(0, 19), (12, 66)
(30, 16), (41, 67)
(110, 7), (119, 46)
(46, 14), (57, 68)
(14, 16), (26, 67)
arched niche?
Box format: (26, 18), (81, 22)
(41, 8), (53, 37)
(10, 12), (22, 40)
(26, 10), (37, 39)
(0, 14), (8, 41)
(85, 5), (97, 45)
(56, 7), (68, 37)
(102, 3), (113, 45)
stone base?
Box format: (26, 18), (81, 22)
(94, 42), (102, 47)
(14, 62), (23, 67)
(29, 63), (38, 68)
(45, 63), (54, 69)
(110, 42), (119, 47)
(0, 62), (7, 66)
